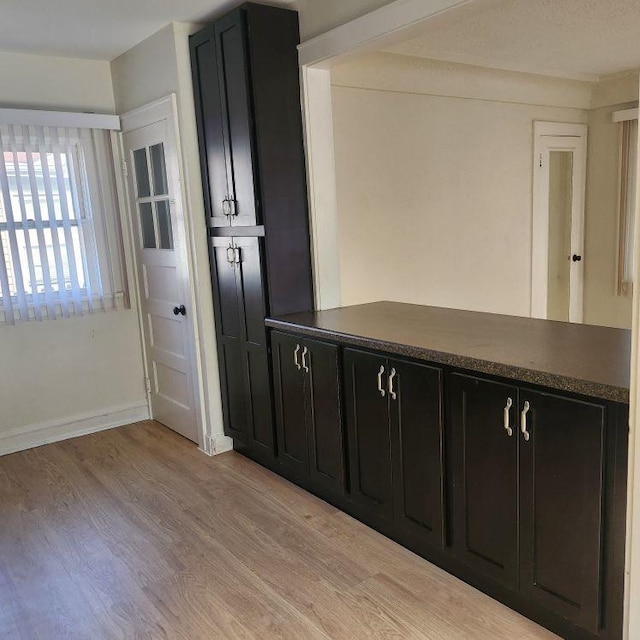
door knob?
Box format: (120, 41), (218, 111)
(572, 254), (582, 262)
(173, 305), (186, 316)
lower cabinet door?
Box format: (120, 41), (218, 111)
(344, 349), (393, 521)
(272, 331), (308, 477)
(390, 359), (445, 549)
(306, 339), (345, 496)
(449, 373), (519, 590)
(209, 237), (248, 442)
(519, 390), (606, 635)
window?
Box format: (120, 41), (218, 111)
(618, 117), (638, 296)
(0, 122), (126, 323)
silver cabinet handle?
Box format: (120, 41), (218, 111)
(503, 397), (513, 436)
(222, 198), (231, 216)
(234, 247), (241, 264)
(293, 344), (301, 370)
(521, 401), (531, 442)
(377, 365), (386, 397)
(301, 346), (309, 373)
(388, 368), (397, 400)
(226, 244), (234, 264)
(228, 198), (237, 217)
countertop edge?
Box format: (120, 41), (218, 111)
(266, 318), (629, 404)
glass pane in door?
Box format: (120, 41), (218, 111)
(547, 151), (573, 322)
(150, 143), (168, 196)
(139, 202), (156, 249)
(156, 199), (174, 250)
(133, 148), (151, 198)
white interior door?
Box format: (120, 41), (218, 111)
(122, 103), (199, 444)
(532, 122), (588, 323)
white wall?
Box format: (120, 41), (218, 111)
(111, 23), (227, 451)
(0, 52), (148, 453)
(331, 53), (589, 316)
(584, 73), (639, 329)
(294, 0), (396, 41)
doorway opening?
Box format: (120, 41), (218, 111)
(531, 122), (588, 323)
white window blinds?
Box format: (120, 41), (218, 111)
(0, 123), (127, 323)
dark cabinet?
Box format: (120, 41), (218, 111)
(450, 373), (611, 635)
(191, 4), (314, 461)
(344, 348), (445, 546)
(272, 331), (345, 496)
(209, 236), (273, 456)
(519, 390), (606, 635)
(449, 375), (519, 590)
(390, 358), (445, 549)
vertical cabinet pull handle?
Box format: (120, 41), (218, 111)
(293, 344), (301, 370)
(234, 247), (241, 264)
(222, 198), (231, 216)
(228, 198), (237, 217)
(377, 365), (386, 397)
(388, 368), (397, 400)
(301, 346), (309, 373)
(226, 245), (235, 264)
(503, 397), (513, 436)
(521, 401), (531, 442)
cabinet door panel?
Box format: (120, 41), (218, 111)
(344, 349), (392, 520)
(390, 359), (444, 548)
(218, 340), (249, 442)
(245, 344), (275, 455)
(191, 32), (230, 228)
(236, 237), (267, 346)
(272, 332), (308, 476)
(215, 12), (258, 227)
(209, 238), (240, 338)
(519, 390), (605, 634)
(307, 339), (345, 496)
(450, 374), (518, 590)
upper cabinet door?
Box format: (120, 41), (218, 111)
(449, 373), (519, 591)
(389, 359), (445, 549)
(215, 11), (260, 227)
(344, 349), (393, 521)
(190, 28), (232, 229)
(519, 390), (606, 635)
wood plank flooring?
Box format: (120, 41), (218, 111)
(0, 421), (558, 639)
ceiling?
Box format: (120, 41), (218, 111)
(386, 0), (640, 81)
(0, 0), (295, 61)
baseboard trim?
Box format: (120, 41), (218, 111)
(0, 401), (151, 456)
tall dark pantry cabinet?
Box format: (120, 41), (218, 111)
(190, 3), (314, 463)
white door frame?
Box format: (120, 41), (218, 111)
(120, 94), (206, 450)
(531, 122), (588, 323)
(297, 3), (640, 638)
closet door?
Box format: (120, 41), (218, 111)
(215, 11), (260, 227)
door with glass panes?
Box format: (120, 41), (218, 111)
(122, 110), (199, 444)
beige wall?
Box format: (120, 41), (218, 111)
(111, 23), (226, 448)
(583, 74), (639, 329)
(331, 53), (588, 316)
(0, 50), (115, 113)
(0, 52), (147, 443)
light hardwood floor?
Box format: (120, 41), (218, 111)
(0, 421), (558, 639)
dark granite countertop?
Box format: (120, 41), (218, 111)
(266, 301), (631, 404)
